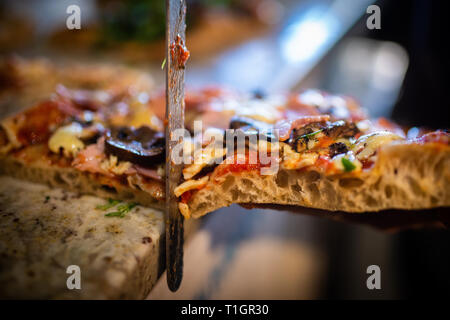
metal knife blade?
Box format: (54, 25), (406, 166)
(165, 0), (187, 292)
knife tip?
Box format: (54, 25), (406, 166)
(167, 273), (183, 292)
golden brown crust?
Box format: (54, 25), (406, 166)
(0, 156), (164, 209)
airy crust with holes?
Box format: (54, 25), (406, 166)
(183, 141), (449, 218)
(174, 88), (449, 218)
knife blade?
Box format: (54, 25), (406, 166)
(165, 0), (188, 292)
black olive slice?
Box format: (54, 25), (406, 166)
(329, 142), (349, 158)
(229, 116), (268, 131)
(104, 126), (165, 167)
(228, 116), (276, 141)
(224, 116), (277, 152)
(323, 120), (359, 139)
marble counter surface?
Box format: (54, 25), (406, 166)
(0, 176), (165, 299)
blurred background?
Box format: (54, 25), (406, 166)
(0, 0), (449, 299)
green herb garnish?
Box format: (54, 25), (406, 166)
(341, 158), (356, 172)
(96, 198), (121, 211)
(295, 129), (324, 145)
(161, 58), (166, 70)
(105, 202), (138, 218)
(299, 129), (323, 140)
(294, 129), (324, 151)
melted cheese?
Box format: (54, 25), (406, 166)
(183, 147), (227, 180)
(174, 176), (209, 197)
(128, 106), (163, 131)
(281, 143), (318, 170)
(353, 131), (403, 160)
(100, 155), (132, 175)
(109, 100), (163, 132)
(178, 203), (191, 219)
(48, 123), (84, 158)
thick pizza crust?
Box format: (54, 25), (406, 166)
(0, 156), (164, 210)
(187, 142), (450, 218)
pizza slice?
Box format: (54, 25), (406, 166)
(174, 88), (450, 218)
(0, 59), (166, 209)
(1, 59), (448, 219)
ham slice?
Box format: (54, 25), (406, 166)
(133, 165), (162, 181)
(73, 137), (162, 181)
(72, 137), (110, 176)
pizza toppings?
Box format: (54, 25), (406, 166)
(174, 176), (209, 198)
(275, 115), (331, 141)
(341, 157), (357, 172)
(182, 147), (227, 180)
(73, 135), (164, 181)
(352, 131), (404, 161)
(178, 202), (191, 219)
(104, 126), (165, 167)
(333, 153), (361, 173)
(286, 120), (358, 154)
(229, 116), (271, 132)
(48, 122), (85, 158)
(16, 100), (76, 146)
(322, 120), (359, 139)
(290, 128), (324, 152)
(281, 144), (319, 170)
(72, 137), (107, 175)
(2, 77), (448, 212)
(329, 142), (348, 158)
(134, 165), (163, 181)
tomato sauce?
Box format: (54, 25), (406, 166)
(180, 190), (193, 203)
(315, 155), (334, 173)
(16, 100), (74, 146)
(214, 150), (271, 178)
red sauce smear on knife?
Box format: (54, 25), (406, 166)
(170, 34), (190, 69)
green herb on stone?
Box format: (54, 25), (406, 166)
(96, 198), (121, 211)
(105, 202), (138, 218)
